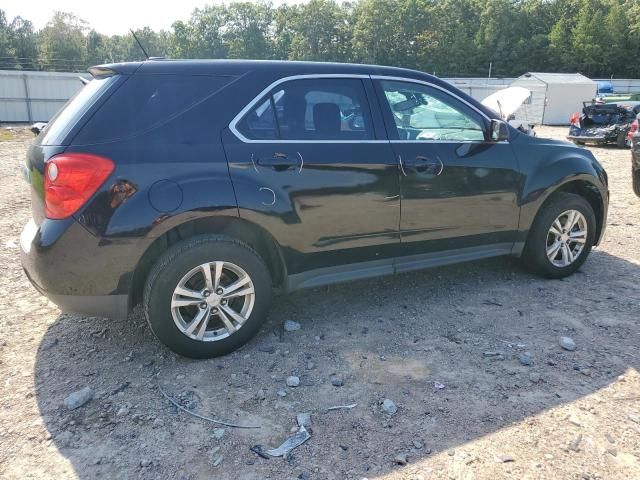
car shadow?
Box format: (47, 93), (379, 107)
(34, 249), (640, 479)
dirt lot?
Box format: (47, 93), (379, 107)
(0, 126), (638, 480)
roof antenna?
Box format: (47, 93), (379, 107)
(130, 29), (149, 59)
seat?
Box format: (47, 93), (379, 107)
(313, 103), (341, 139)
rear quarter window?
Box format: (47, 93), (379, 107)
(73, 74), (236, 144)
(39, 76), (117, 146)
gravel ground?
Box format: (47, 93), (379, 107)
(0, 126), (638, 480)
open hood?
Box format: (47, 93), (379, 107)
(482, 86), (532, 120)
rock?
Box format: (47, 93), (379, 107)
(394, 453), (409, 465)
(559, 336), (576, 351)
(259, 346), (275, 354)
(330, 374), (344, 387)
(140, 459), (152, 468)
(382, 398), (397, 415)
(412, 439), (424, 449)
(305, 361), (316, 370)
(277, 390), (287, 397)
(152, 418), (165, 429)
(286, 376), (300, 387)
(494, 455), (515, 463)
(529, 372), (541, 383)
(518, 353), (532, 366)
(63, 386), (94, 410)
(117, 404), (131, 417)
(567, 434), (582, 452)
(283, 320), (301, 332)
(296, 412), (312, 429)
(213, 428), (225, 440)
(55, 431), (74, 447)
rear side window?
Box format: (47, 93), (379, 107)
(74, 74), (235, 144)
(40, 76), (117, 146)
(236, 78), (374, 141)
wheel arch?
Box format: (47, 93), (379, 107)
(129, 216), (286, 308)
(522, 177), (606, 250)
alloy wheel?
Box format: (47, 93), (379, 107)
(545, 209), (588, 268)
(171, 261), (255, 342)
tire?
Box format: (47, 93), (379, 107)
(633, 168), (640, 198)
(522, 192), (596, 279)
(572, 139), (585, 146)
(616, 131), (628, 149)
(143, 235), (272, 358)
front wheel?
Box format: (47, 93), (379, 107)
(522, 193), (596, 278)
(143, 235), (272, 358)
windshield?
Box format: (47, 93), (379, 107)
(39, 75), (118, 146)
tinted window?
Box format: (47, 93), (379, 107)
(237, 78), (374, 141)
(236, 97), (278, 140)
(74, 74), (235, 144)
(40, 76), (117, 146)
(380, 80), (485, 141)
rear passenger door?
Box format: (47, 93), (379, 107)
(222, 76), (401, 284)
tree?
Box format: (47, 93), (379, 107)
(38, 12), (88, 71)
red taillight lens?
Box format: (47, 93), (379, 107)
(44, 153), (114, 219)
(570, 112), (580, 126)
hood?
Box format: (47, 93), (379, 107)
(482, 87), (532, 120)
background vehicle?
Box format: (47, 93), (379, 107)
(21, 60), (609, 358)
(631, 120), (640, 197)
(568, 101), (640, 147)
(481, 86), (536, 136)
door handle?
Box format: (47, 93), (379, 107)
(257, 153), (298, 171)
(404, 155), (444, 175)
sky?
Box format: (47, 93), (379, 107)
(2, 0), (301, 35)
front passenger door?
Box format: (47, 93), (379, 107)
(374, 78), (522, 260)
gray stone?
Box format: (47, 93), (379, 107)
(63, 386), (94, 410)
(559, 336), (576, 351)
(286, 376), (300, 387)
(283, 320), (301, 332)
(277, 390), (287, 397)
(518, 353), (532, 366)
(306, 361), (316, 370)
(116, 404), (130, 417)
(330, 374), (344, 387)
(296, 412), (312, 429)
(412, 439), (424, 449)
(382, 398), (397, 415)
(529, 372), (541, 383)
(213, 428), (225, 440)
(152, 418), (165, 429)
(394, 453), (409, 465)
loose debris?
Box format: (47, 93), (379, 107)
(252, 426), (311, 458)
(157, 385), (260, 429)
(327, 403), (357, 411)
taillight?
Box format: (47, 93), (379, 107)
(44, 153), (114, 219)
(628, 119), (639, 141)
(570, 112), (580, 126)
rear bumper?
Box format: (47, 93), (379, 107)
(20, 217), (134, 320)
(566, 135), (607, 143)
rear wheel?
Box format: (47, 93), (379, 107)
(522, 193), (596, 278)
(143, 235), (272, 358)
(633, 168), (640, 197)
(616, 131), (628, 148)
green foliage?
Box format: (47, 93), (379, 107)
(0, 0), (638, 76)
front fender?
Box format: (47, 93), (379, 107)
(513, 136), (608, 245)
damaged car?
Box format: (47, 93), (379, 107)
(568, 101), (640, 148)
(481, 86), (536, 136)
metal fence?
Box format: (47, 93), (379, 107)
(1, 69), (639, 123)
(0, 70), (89, 122)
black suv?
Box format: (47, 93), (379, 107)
(21, 60), (609, 358)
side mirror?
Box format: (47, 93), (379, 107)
(490, 119), (510, 142)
